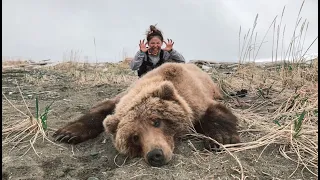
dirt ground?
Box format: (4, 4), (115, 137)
(2, 62), (318, 180)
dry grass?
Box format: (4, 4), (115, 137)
(47, 61), (137, 86)
(220, 59), (317, 175)
(2, 56), (136, 159)
(2, 1), (317, 179)
(209, 5), (318, 175)
(2, 59), (30, 69)
(2, 59), (317, 179)
(2, 81), (66, 157)
(180, 57), (317, 179)
(198, 1), (318, 178)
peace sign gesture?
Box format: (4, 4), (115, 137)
(162, 39), (174, 51)
(139, 39), (149, 52)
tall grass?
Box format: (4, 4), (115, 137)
(238, 0), (317, 65)
(224, 0), (319, 178)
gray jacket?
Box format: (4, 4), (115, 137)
(130, 49), (185, 70)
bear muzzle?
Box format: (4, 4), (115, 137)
(146, 148), (166, 167)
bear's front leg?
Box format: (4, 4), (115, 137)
(53, 98), (119, 144)
(194, 102), (240, 151)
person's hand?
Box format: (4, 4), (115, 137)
(139, 39), (148, 52)
(162, 39), (174, 51)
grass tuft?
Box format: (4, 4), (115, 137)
(36, 96), (54, 131)
(2, 83), (66, 157)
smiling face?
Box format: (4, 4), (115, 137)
(103, 82), (193, 167)
(147, 36), (163, 55)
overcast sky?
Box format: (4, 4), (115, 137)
(2, 0), (318, 63)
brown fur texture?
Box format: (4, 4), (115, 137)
(53, 92), (124, 144)
(103, 63), (239, 166)
(53, 63), (240, 167)
(194, 103), (240, 150)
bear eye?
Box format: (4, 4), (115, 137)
(132, 135), (140, 145)
(153, 120), (161, 128)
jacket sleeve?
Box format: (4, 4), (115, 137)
(168, 49), (185, 63)
(130, 51), (146, 70)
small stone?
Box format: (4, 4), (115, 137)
(87, 177), (99, 180)
(97, 91), (104, 96)
(90, 152), (99, 157)
(201, 65), (211, 71)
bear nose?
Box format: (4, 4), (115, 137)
(146, 148), (165, 167)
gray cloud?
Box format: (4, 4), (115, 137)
(2, 0), (318, 62)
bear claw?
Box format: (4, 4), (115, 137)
(53, 130), (81, 144)
(52, 121), (102, 144)
(204, 133), (240, 151)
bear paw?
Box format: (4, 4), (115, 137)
(195, 102), (241, 151)
(53, 121), (103, 144)
(203, 131), (240, 151)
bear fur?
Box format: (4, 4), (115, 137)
(53, 63), (240, 167)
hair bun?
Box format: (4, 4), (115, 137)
(150, 25), (158, 32)
(146, 24), (163, 41)
(148, 25), (160, 35)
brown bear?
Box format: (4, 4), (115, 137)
(53, 63), (240, 167)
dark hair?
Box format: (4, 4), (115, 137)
(146, 25), (164, 42)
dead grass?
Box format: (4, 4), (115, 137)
(183, 57), (315, 179)
(212, 9), (318, 175)
(2, 59), (30, 69)
(2, 60), (317, 179)
(2, 80), (66, 157)
(2, 1), (317, 179)
(47, 61), (138, 86)
(197, 1), (318, 178)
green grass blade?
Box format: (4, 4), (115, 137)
(36, 96), (39, 120)
(273, 120), (281, 127)
(257, 88), (265, 99)
(293, 110), (306, 138)
(293, 94), (300, 100)
(39, 100), (55, 131)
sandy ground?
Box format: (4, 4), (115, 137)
(2, 63), (317, 180)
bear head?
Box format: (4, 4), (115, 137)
(103, 81), (194, 167)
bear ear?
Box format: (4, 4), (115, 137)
(103, 115), (120, 135)
(153, 82), (175, 100)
